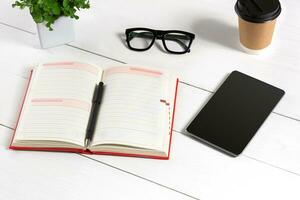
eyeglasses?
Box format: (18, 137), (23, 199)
(125, 28), (195, 54)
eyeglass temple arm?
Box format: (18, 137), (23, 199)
(128, 32), (190, 50)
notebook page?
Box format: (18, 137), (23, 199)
(15, 62), (102, 146)
(92, 67), (170, 149)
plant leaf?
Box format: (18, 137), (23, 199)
(12, 0), (90, 30)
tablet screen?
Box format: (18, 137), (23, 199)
(186, 71), (285, 156)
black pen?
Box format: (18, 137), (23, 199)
(85, 82), (104, 148)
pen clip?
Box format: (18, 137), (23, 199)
(92, 82), (104, 103)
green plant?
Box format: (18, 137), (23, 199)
(12, 0), (90, 31)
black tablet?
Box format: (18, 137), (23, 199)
(186, 71), (285, 156)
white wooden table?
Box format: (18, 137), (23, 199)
(1, 0), (299, 199)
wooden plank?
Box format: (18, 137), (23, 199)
(175, 83), (300, 175)
(1, 11), (300, 200)
(1, 0), (300, 119)
(0, 126), (194, 200)
(66, 0), (300, 120)
(80, 82), (300, 199)
(2, 63), (299, 200)
(0, 0), (36, 33)
(84, 131), (300, 200)
(0, 24), (122, 78)
(1, 18), (300, 180)
(0, 72), (27, 128)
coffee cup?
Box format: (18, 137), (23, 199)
(235, 0), (281, 54)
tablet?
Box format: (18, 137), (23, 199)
(186, 71), (285, 156)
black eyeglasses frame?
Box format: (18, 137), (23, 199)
(125, 27), (195, 54)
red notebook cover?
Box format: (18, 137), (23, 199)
(9, 70), (179, 160)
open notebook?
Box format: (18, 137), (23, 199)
(10, 62), (179, 159)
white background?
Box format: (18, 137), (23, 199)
(0, 0), (299, 199)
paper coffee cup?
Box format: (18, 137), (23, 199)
(235, 0), (281, 53)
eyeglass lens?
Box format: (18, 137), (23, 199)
(163, 33), (191, 53)
(128, 30), (154, 50)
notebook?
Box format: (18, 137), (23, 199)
(10, 62), (179, 159)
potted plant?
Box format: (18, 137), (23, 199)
(12, 0), (90, 48)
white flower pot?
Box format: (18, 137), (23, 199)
(37, 16), (75, 49)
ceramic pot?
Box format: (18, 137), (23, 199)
(37, 16), (75, 49)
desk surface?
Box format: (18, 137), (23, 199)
(0, 0), (299, 199)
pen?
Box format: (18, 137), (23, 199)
(85, 82), (104, 148)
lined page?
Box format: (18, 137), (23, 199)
(15, 62), (102, 146)
(92, 67), (170, 149)
(31, 62), (101, 102)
